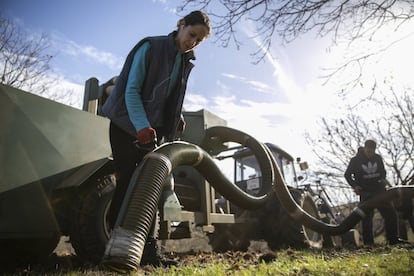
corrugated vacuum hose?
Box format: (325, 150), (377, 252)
(101, 126), (275, 272)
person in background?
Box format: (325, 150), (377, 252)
(100, 10), (211, 266)
(344, 139), (399, 245)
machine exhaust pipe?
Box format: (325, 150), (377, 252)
(102, 127), (275, 272)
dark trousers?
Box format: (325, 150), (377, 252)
(360, 192), (398, 245)
(107, 122), (157, 238)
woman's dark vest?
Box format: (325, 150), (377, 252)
(101, 31), (195, 139)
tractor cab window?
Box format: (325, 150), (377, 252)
(280, 158), (296, 187)
(234, 147), (298, 194)
(270, 150), (296, 187)
(234, 155), (262, 195)
(235, 154), (261, 181)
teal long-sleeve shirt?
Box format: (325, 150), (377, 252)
(125, 42), (183, 133)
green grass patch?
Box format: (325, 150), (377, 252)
(147, 246), (414, 276)
(4, 245), (414, 275)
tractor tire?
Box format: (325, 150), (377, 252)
(265, 189), (324, 250)
(208, 223), (250, 252)
(69, 175), (115, 264)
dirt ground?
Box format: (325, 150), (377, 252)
(3, 222), (412, 275)
(0, 231), (271, 275)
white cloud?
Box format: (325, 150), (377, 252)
(221, 73), (274, 94)
(50, 77), (85, 109)
(19, 71), (85, 110)
(50, 32), (123, 70)
(184, 93), (209, 111)
(181, 93), (314, 162)
(221, 73), (239, 80)
(215, 79), (232, 94)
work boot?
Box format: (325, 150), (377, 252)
(140, 238), (178, 267)
(389, 238), (411, 245)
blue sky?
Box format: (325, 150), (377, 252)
(2, 0), (412, 165)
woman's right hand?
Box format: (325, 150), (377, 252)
(136, 127), (157, 145)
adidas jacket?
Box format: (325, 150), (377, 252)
(344, 152), (387, 192)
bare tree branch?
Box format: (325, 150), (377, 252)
(178, 0), (414, 86)
(0, 17), (54, 95)
(306, 83), (414, 189)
